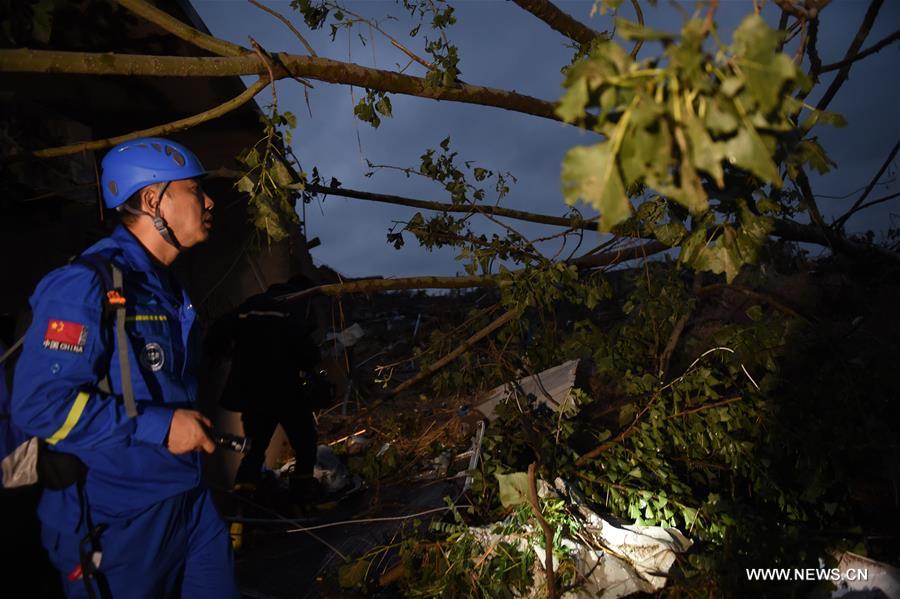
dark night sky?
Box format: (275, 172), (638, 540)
(194, 0), (900, 279)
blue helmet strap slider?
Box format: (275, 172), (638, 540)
(151, 181), (182, 251)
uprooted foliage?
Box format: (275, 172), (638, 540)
(331, 247), (899, 597)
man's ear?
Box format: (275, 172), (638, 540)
(140, 185), (159, 213)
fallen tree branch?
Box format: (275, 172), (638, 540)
(26, 77), (267, 159)
(278, 274), (498, 303)
(389, 308), (520, 397)
(527, 462), (557, 599)
(511, 0), (604, 46)
(697, 284), (811, 323)
(773, 214), (900, 264)
(112, 0), (248, 57)
(306, 183), (598, 230)
(571, 240), (669, 268)
(0, 49), (560, 123)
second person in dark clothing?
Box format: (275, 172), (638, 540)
(218, 275), (334, 504)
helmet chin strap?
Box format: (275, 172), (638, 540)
(121, 181), (182, 250)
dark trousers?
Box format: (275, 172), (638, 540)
(234, 400), (317, 486)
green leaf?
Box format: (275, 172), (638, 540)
(271, 160), (293, 187)
(375, 95), (393, 118)
(652, 222), (687, 246)
(618, 402), (637, 428)
(732, 15), (797, 113)
(495, 472), (530, 508)
(236, 176), (254, 194)
(724, 127), (781, 184)
(562, 143), (631, 232)
(746, 305), (764, 321)
(684, 112), (725, 188)
(705, 98), (739, 135)
(556, 78), (590, 123)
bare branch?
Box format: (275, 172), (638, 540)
(511, 0), (605, 46)
(0, 50), (561, 123)
(838, 191), (900, 222)
(834, 140), (900, 228)
(819, 28), (900, 73)
(813, 0), (884, 115)
(27, 78), (268, 159)
(805, 18), (822, 76)
(247, 0), (318, 57)
(112, 0), (248, 57)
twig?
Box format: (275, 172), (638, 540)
(775, 9), (790, 52)
(247, 0), (317, 56)
(793, 166), (828, 231)
(575, 392), (658, 466)
(659, 275), (700, 380)
(666, 395), (743, 419)
(819, 28), (900, 73)
(629, 0), (645, 58)
(834, 140), (900, 229)
(28, 78), (267, 159)
(250, 37), (278, 112)
(332, 3), (433, 70)
(527, 463), (557, 599)
(389, 309), (519, 397)
(701, 0), (719, 36)
(838, 191), (900, 223)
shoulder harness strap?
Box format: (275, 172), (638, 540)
(72, 254), (138, 419)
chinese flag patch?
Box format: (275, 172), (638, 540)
(43, 320), (87, 353)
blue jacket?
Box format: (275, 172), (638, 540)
(12, 225), (202, 532)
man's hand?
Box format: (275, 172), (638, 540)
(166, 409), (216, 454)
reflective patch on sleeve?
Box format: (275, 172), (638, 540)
(45, 391), (90, 446)
(125, 315), (167, 322)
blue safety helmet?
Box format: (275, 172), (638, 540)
(100, 137), (206, 209)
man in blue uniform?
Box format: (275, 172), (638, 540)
(12, 137), (239, 598)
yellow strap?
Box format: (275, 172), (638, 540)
(46, 391), (90, 446)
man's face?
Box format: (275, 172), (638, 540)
(159, 178), (214, 247)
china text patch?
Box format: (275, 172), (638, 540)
(43, 320), (87, 353)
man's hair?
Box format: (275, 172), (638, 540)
(116, 190), (144, 224)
